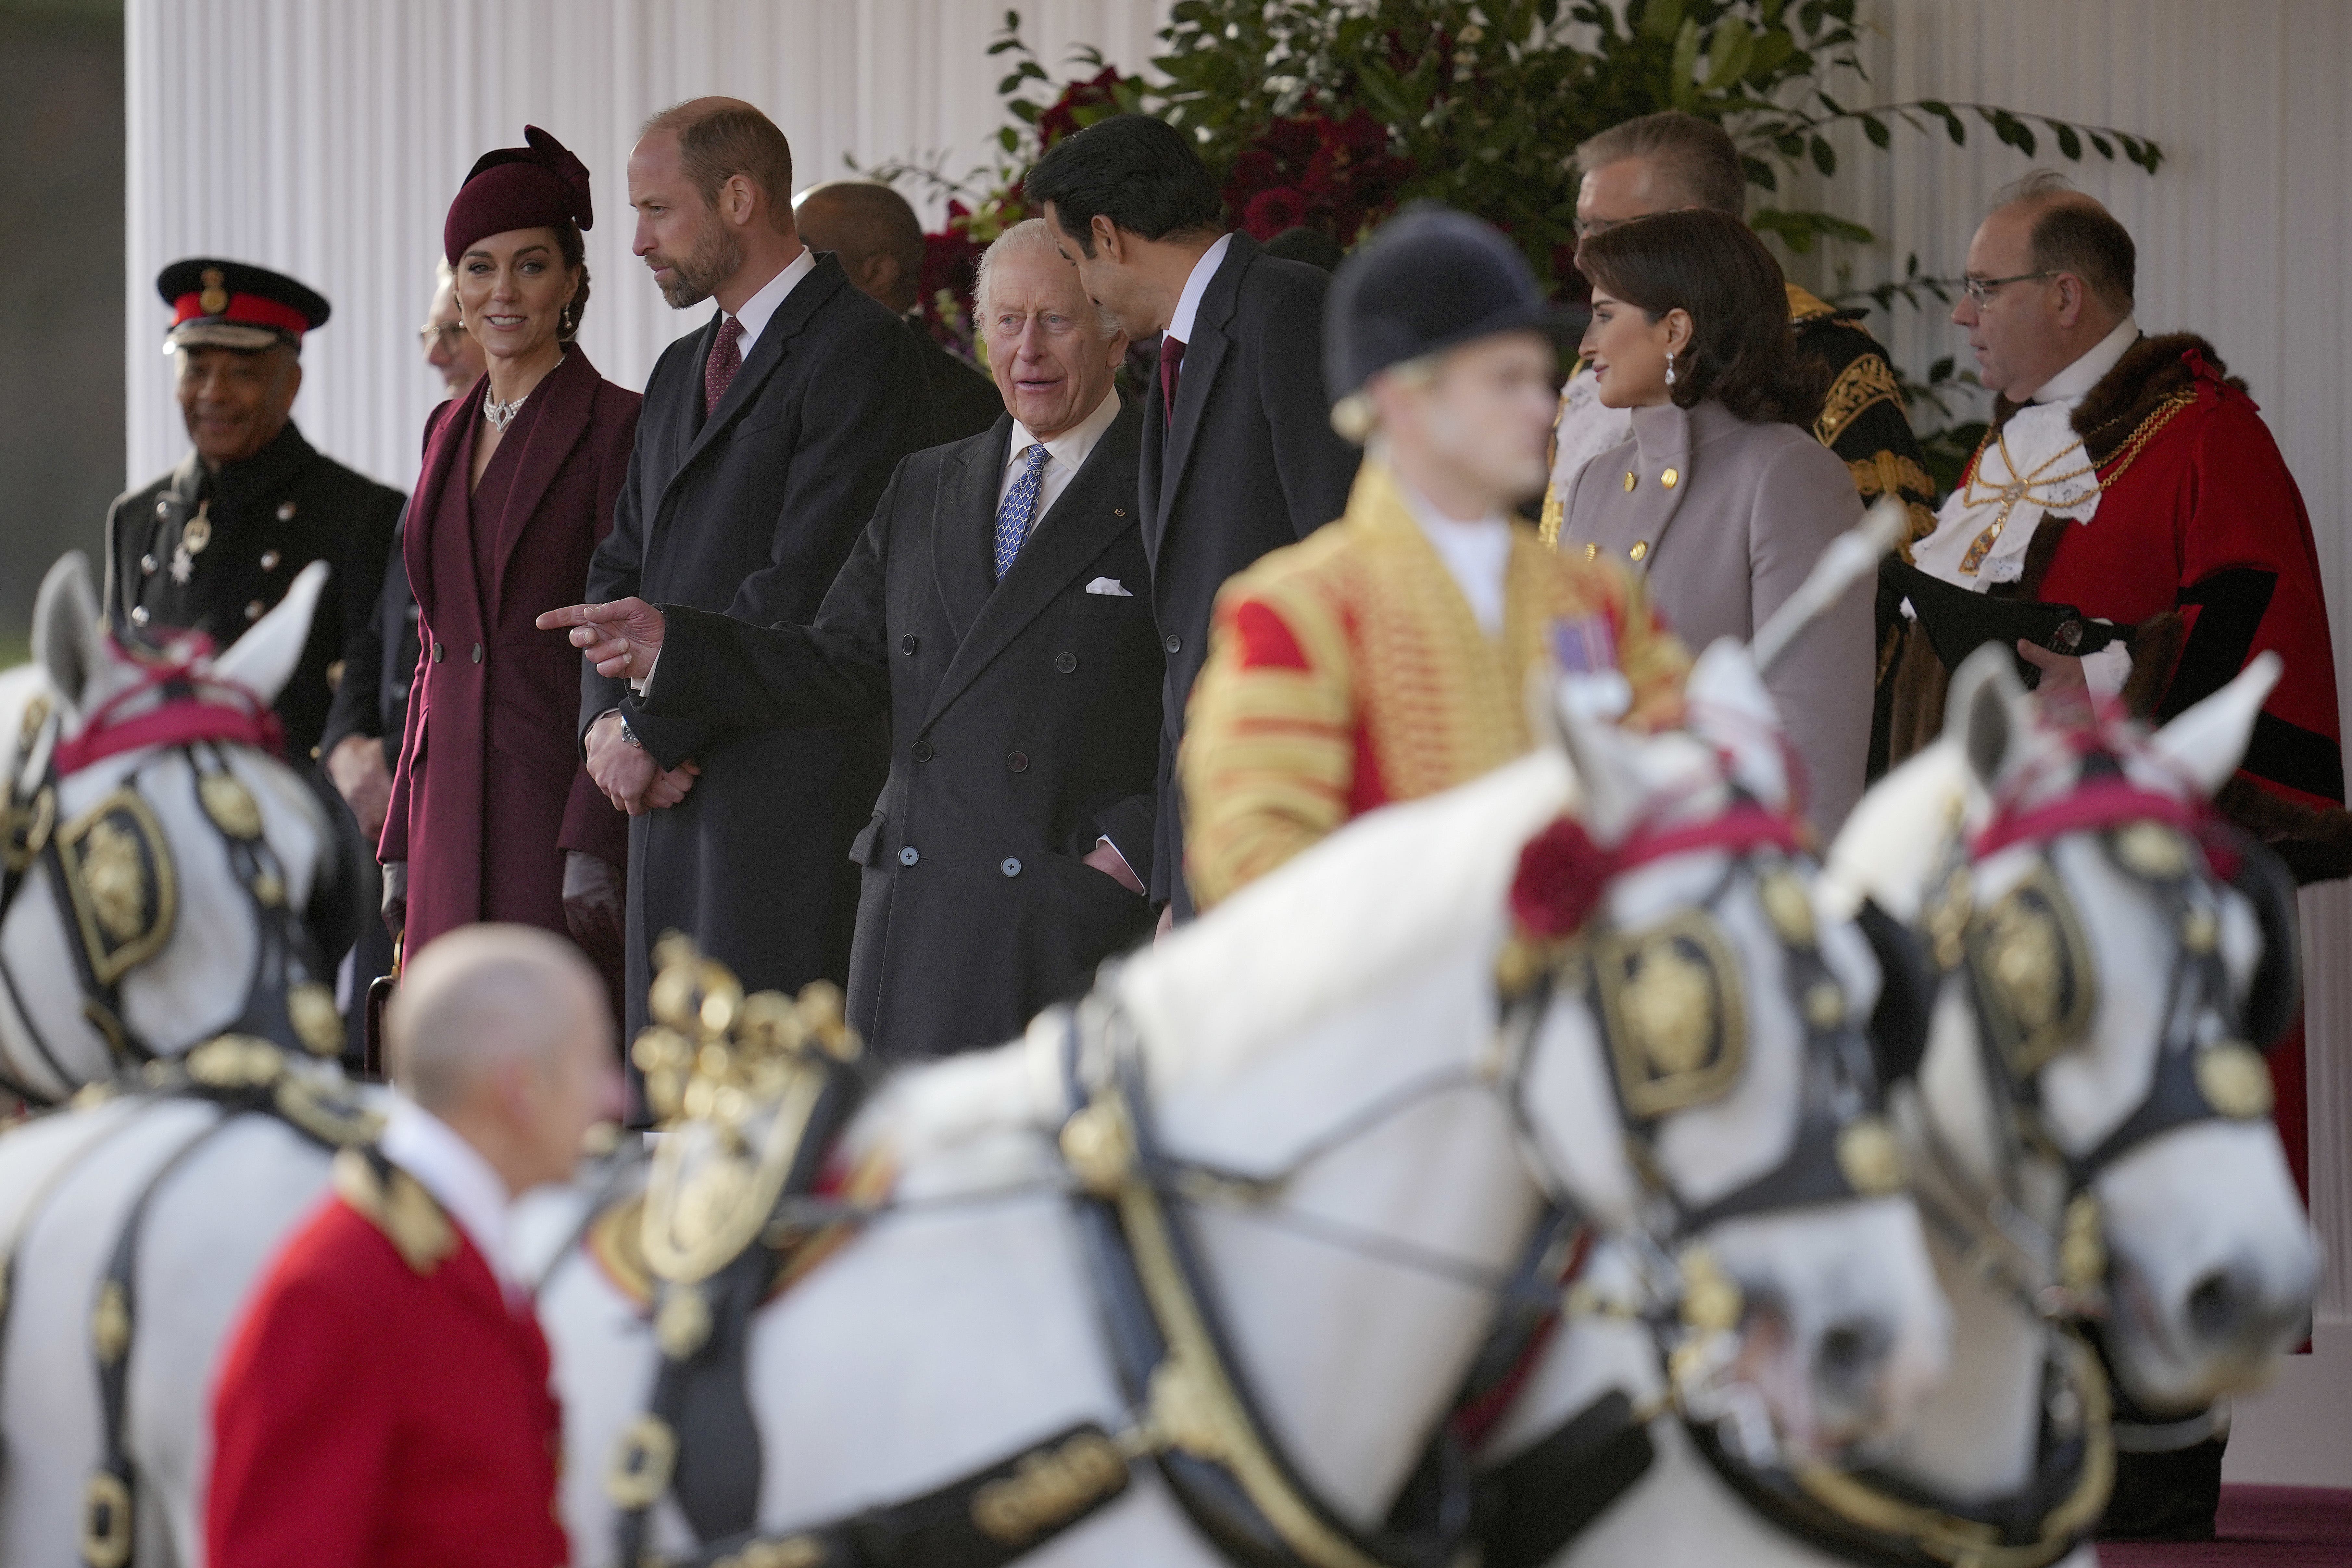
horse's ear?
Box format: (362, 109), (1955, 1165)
(33, 552), (108, 711)
(1947, 643), (2026, 791)
(2147, 651), (2282, 799)
(211, 560), (331, 706)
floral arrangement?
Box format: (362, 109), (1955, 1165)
(865, 0), (2162, 473)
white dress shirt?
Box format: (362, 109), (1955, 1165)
(1164, 233), (1234, 346)
(379, 1096), (521, 1300)
(1401, 482), (1514, 636)
(727, 245), (817, 357)
(998, 387), (1123, 524)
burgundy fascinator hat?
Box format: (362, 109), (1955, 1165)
(444, 124), (594, 264)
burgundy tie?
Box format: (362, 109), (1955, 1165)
(1158, 334), (1186, 427)
(703, 315), (745, 416)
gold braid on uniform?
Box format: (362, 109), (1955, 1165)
(1184, 465), (1687, 906)
(1846, 450), (1942, 555)
(1814, 354), (1906, 450)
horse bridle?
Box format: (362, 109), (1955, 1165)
(1908, 762), (2291, 1328)
(0, 650), (358, 1097)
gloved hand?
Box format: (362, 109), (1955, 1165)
(563, 850), (625, 964)
(381, 860), (408, 939)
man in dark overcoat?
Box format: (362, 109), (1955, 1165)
(581, 99), (929, 1047)
(545, 220), (1161, 1060)
(105, 259), (403, 765)
(1026, 114), (1362, 925)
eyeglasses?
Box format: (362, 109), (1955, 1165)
(1960, 270), (2059, 307)
(417, 321), (471, 354)
(1572, 215), (1628, 242)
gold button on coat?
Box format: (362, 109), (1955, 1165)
(1583, 543), (1599, 561)
(1661, 467), (1679, 488)
(1629, 541), (1649, 562)
(1622, 470), (1636, 492)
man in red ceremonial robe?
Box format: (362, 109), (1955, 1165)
(207, 926), (623, 1568)
(1891, 172), (2348, 1542)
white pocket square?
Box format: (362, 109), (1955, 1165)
(1085, 577), (1133, 597)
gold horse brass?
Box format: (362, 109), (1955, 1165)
(1968, 865), (2097, 1082)
(1596, 911), (1748, 1118)
(52, 787), (178, 987)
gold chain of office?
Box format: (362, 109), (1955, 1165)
(1953, 389), (2196, 575)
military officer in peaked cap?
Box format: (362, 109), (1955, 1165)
(104, 259), (405, 762)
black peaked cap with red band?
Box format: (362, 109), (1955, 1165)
(157, 258), (331, 354)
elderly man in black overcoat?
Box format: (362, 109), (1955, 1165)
(545, 219), (1161, 1059)
(579, 98), (929, 1046)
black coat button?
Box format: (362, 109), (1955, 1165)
(901, 634), (918, 655)
(431, 642), (444, 663)
(911, 740), (935, 762)
(1000, 858), (1022, 877)
(140, 554), (158, 575)
(1006, 751), (1028, 772)
(244, 600), (264, 621)
(471, 642), (483, 663)
(899, 846), (920, 866)
(1164, 633), (1182, 655)
(1053, 651), (1077, 673)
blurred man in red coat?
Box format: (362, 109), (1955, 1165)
(207, 925), (623, 1568)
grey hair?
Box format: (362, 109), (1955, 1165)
(386, 924), (606, 1112)
(974, 218), (1119, 340)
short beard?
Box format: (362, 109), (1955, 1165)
(652, 217), (743, 310)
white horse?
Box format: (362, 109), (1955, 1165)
(0, 553), (371, 1568)
(1492, 647), (2317, 1568)
(520, 641), (1949, 1568)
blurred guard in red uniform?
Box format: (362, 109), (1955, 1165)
(1179, 205), (1687, 909)
(207, 925), (623, 1568)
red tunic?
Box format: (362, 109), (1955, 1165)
(381, 348), (639, 950)
(207, 1188), (568, 1568)
(2021, 344), (2342, 812)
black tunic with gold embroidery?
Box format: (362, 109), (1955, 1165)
(103, 422), (404, 762)
(1783, 286), (1940, 781)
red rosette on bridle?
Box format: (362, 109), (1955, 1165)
(1509, 816), (1614, 939)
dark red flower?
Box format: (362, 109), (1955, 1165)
(1510, 818), (1615, 939)
(1263, 116), (1320, 163)
(1227, 148), (1280, 195)
(1319, 108), (1389, 159)
(1241, 187), (1311, 240)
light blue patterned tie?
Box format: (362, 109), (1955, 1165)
(993, 442), (1050, 581)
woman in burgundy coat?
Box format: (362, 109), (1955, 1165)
(382, 127), (641, 996)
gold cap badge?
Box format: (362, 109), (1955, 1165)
(198, 266), (230, 316)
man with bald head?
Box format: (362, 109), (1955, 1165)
(1895, 172), (2341, 848)
(543, 219), (1160, 1059)
(797, 179), (1002, 445)
(582, 98), (930, 1063)
(208, 925), (620, 1568)
(1894, 180), (2344, 1542)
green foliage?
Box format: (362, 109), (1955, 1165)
(866, 2), (2166, 456)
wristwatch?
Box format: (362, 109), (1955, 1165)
(618, 716), (644, 749)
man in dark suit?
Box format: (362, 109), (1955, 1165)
(106, 259), (404, 765)
(1026, 114), (1361, 923)
(794, 180), (1003, 449)
(581, 99), (930, 1045)
(545, 220), (1160, 1060)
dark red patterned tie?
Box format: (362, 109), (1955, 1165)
(703, 315), (745, 416)
(1158, 334), (1186, 427)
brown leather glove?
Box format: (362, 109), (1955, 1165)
(563, 850), (625, 964)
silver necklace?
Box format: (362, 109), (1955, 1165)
(482, 355), (563, 430)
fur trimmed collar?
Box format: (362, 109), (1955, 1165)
(1994, 332), (2244, 461)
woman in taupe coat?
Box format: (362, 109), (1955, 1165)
(1560, 209), (1871, 836)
